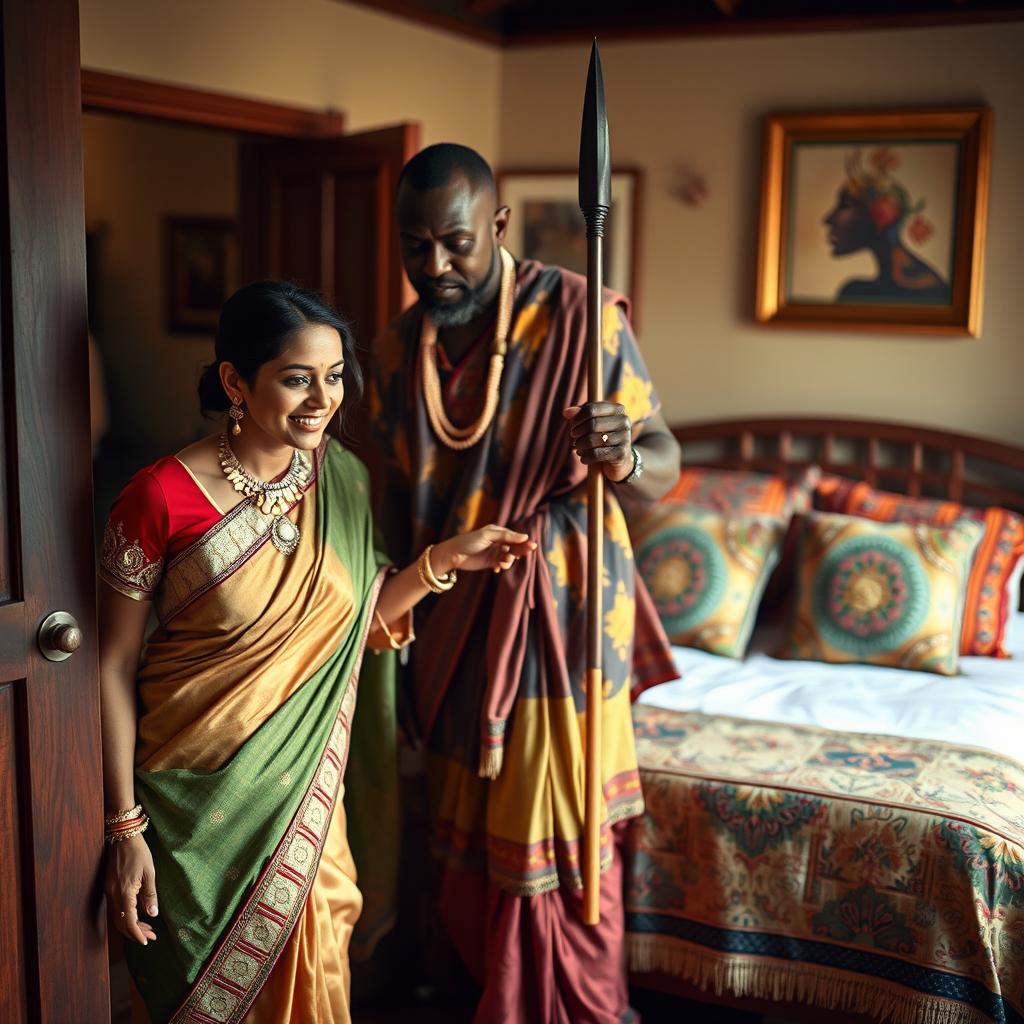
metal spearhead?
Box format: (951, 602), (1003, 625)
(579, 39), (611, 236)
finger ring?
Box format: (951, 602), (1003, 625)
(601, 434), (609, 444)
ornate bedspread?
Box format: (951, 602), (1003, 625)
(625, 706), (1024, 1024)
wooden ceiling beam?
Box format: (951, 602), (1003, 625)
(338, 0), (1024, 46)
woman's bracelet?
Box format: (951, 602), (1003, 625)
(105, 802), (150, 843)
(105, 802), (142, 825)
(106, 817), (150, 844)
(417, 544), (456, 594)
(374, 608), (415, 650)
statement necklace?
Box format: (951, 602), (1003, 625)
(420, 246), (516, 451)
(217, 434), (312, 555)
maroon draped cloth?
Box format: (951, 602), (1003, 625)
(370, 258), (675, 1023)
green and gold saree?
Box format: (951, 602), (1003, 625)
(116, 440), (395, 1024)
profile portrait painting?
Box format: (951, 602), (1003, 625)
(789, 142), (956, 306)
(755, 109), (991, 335)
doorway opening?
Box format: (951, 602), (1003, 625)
(82, 70), (347, 533)
(80, 69), (418, 1022)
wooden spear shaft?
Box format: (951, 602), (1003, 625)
(579, 40), (611, 927)
(583, 235), (604, 927)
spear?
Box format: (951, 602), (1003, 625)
(578, 39), (610, 927)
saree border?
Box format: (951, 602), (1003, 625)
(156, 444), (323, 624)
(168, 565), (387, 1024)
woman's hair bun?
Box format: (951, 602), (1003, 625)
(197, 361), (230, 413)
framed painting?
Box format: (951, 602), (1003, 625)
(165, 216), (238, 333)
(497, 168), (642, 321)
(755, 108), (991, 336)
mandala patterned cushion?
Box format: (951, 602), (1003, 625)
(785, 512), (984, 675)
(816, 476), (1024, 658)
(632, 506), (786, 658)
(638, 465), (821, 620)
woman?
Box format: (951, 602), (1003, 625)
(99, 281), (534, 1023)
(822, 147), (951, 304)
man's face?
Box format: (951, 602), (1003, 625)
(397, 173), (509, 327)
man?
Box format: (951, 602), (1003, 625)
(369, 143), (680, 1023)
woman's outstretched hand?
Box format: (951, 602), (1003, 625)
(433, 525), (536, 574)
(105, 835), (159, 946)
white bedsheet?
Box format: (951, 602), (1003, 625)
(638, 613), (1024, 763)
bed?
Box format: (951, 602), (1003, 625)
(624, 418), (1024, 1024)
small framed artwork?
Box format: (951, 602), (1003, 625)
(498, 168), (642, 321)
(755, 108), (991, 336)
(165, 217), (239, 333)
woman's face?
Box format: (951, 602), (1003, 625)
(823, 187), (874, 256)
(226, 324), (346, 451)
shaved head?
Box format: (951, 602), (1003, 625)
(396, 143), (496, 200)
(395, 144), (510, 330)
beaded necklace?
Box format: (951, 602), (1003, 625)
(420, 247), (516, 451)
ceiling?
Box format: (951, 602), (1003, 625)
(346, 0), (1024, 46)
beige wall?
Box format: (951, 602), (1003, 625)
(500, 24), (1024, 446)
(79, 5), (1023, 446)
(79, 0), (502, 163)
(83, 113), (236, 458)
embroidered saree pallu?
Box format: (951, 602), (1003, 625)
(625, 707), (1024, 1024)
(116, 443), (390, 1024)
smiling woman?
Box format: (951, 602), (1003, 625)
(96, 280), (536, 1023)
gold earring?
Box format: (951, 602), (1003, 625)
(229, 396), (244, 436)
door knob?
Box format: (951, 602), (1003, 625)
(38, 611), (83, 662)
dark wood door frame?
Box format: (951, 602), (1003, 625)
(2, 2), (110, 1021)
(81, 68), (345, 137)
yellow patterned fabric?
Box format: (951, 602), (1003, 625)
(626, 706), (1024, 1024)
(786, 512), (983, 675)
(631, 506), (786, 658)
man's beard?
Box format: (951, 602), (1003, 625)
(418, 247), (498, 328)
(420, 283), (486, 328)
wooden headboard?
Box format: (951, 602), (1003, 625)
(668, 417), (1024, 517)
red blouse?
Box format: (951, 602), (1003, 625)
(100, 456), (225, 601)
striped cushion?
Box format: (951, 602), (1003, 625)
(662, 465), (819, 518)
(815, 476), (1024, 658)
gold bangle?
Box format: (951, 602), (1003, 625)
(106, 815), (150, 844)
(374, 608), (415, 651)
(418, 545), (456, 594)
(105, 803), (142, 826)
(425, 545), (457, 589)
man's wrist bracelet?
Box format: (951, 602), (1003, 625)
(620, 445), (644, 484)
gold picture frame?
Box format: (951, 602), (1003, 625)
(755, 107), (991, 336)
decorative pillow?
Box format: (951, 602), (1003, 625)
(646, 465), (821, 621)
(785, 512), (984, 675)
(632, 506), (786, 658)
(816, 476), (1024, 657)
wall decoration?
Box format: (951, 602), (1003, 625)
(498, 168), (642, 319)
(755, 108), (991, 336)
(165, 217), (238, 333)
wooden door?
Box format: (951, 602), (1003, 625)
(239, 123), (420, 449)
(0, 1), (110, 1021)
